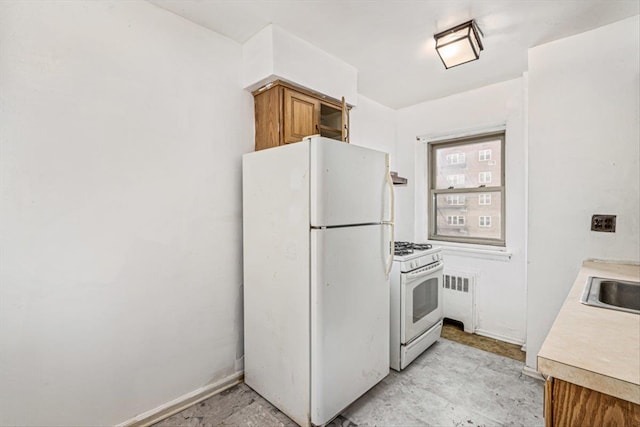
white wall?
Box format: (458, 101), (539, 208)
(526, 16), (640, 369)
(0, 1), (253, 425)
(396, 78), (528, 344)
(349, 95), (397, 164)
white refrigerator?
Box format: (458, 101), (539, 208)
(242, 136), (394, 427)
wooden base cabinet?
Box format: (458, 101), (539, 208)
(544, 377), (640, 427)
(253, 81), (349, 151)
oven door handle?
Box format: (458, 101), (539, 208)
(406, 260), (444, 279)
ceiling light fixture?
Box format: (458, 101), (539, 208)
(434, 20), (484, 69)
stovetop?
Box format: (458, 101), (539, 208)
(393, 241), (442, 272)
(394, 241), (433, 256)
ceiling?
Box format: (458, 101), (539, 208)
(150, 0), (639, 109)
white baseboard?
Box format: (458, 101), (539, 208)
(474, 328), (525, 346)
(521, 365), (544, 381)
(116, 371), (244, 427)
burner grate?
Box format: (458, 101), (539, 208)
(412, 243), (432, 251)
(394, 241), (432, 256)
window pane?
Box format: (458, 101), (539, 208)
(434, 191), (502, 240)
(433, 139), (502, 189)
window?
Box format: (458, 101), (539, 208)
(446, 174), (465, 186)
(447, 215), (465, 226)
(479, 193), (492, 205)
(478, 171), (492, 184)
(446, 195), (466, 205)
(446, 152), (466, 165)
(429, 131), (505, 246)
(479, 216), (491, 227)
(479, 149), (491, 161)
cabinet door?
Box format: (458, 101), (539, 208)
(549, 378), (640, 427)
(284, 88), (320, 144)
(254, 85), (282, 151)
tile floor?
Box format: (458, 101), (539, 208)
(153, 338), (543, 427)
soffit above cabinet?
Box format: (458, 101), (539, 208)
(242, 25), (358, 107)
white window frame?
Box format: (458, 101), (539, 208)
(479, 149), (492, 161)
(429, 131), (506, 246)
(479, 193), (492, 205)
(479, 171), (492, 184)
(479, 216), (492, 227)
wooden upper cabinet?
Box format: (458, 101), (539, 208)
(283, 88), (320, 144)
(252, 80), (350, 151)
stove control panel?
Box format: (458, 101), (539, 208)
(396, 249), (442, 273)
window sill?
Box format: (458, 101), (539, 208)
(428, 241), (513, 262)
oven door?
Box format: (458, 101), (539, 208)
(400, 260), (443, 345)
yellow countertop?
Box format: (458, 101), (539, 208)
(537, 260), (640, 404)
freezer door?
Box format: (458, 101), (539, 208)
(309, 137), (392, 227)
(310, 225), (391, 425)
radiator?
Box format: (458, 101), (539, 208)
(442, 270), (476, 333)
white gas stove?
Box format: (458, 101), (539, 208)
(390, 242), (444, 371)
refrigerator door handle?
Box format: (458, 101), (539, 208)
(384, 155), (395, 278)
(385, 154), (395, 225)
(385, 222), (394, 278)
